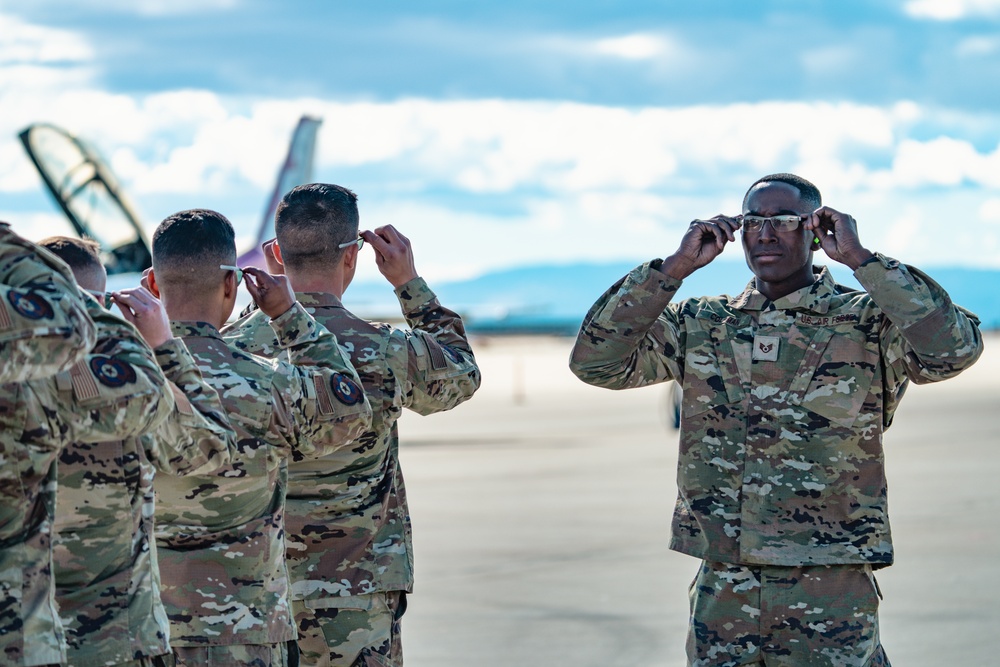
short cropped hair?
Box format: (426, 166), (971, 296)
(152, 209), (236, 295)
(38, 235), (106, 293)
(742, 173), (822, 212)
(274, 183), (359, 272)
(38, 236), (102, 273)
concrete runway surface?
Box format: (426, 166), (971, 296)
(396, 333), (998, 666)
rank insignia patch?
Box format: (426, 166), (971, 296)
(89, 355), (137, 387)
(8, 290), (53, 320)
(330, 372), (364, 405)
(753, 335), (780, 362)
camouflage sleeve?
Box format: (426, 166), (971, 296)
(855, 253), (984, 385)
(0, 228), (96, 382)
(222, 308), (276, 356)
(51, 301), (175, 443)
(267, 302), (372, 461)
(393, 276), (481, 415)
(569, 260), (686, 390)
(141, 337), (237, 475)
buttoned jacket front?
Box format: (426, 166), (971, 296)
(570, 255), (983, 567)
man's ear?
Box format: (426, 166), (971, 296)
(272, 241), (285, 267)
(810, 235), (822, 252)
(147, 269), (161, 298)
(222, 271), (236, 299)
(343, 243), (358, 272)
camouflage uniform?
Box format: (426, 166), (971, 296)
(0, 225), (95, 664)
(688, 561), (889, 667)
(569, 256), (983, 665)
(2, 301), (178, 666)
(53, 302), (238, 666)
(225, 277), (481, 666)
(0, 222), (95, 383)
(154, 302), (371, 664)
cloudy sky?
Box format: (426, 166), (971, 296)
(3, 0), (1000, 283)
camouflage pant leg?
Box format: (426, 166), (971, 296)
(171, 642), (292, 667)
(687, 561), (890, 667)
(293, 592), (405, 667)
(102, 655), (173, 667)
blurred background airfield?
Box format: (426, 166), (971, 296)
(4, 3), (1000, 663)
(398, 332), (999, 667)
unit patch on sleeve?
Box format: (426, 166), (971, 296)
(7, 290), (54, 320)
(89, 355), (138, 388)
(330, 372), (364, 406)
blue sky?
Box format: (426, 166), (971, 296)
(3, 0), (1000, 283)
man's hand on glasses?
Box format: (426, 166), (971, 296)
(242, 267), (297, 319)
(803, 207), (874, 270)
(361, 225), (419, 289)
(661, 214), (742, 281)
(111, 286), (173, 349)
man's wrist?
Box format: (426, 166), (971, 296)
(389, 271), (419, 289)
(844, 249), (876, 271)
(262, 302), (295, 320)
(660, 254), (695, 281)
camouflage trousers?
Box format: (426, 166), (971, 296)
(169, 641), (297, 667)
(687, 561), (891, 667)
(97, 655), (172, 667)
(293, 592), (406, 667)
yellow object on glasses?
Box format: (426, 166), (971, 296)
(741, 215), (806, 233)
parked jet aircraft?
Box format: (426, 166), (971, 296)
(19, 115), (322, 279)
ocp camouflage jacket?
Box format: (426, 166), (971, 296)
(570, 255), (983, 567)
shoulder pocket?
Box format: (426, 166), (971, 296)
(409, 334), (469, 380)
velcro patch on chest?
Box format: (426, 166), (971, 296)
(752, 335), (780, 362)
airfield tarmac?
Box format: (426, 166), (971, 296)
(396, 333), (999, 666)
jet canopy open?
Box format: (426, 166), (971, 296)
(19, 123), (152, 275)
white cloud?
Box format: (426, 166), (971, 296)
(2, 12), (999, 274)
(304, 99), (907, 196)
(0, 14), (93, 65)
(593, 34), (672, 60)
(978, 198), (1000, 224)
(874, 136), (1000, 189)
(0, 210), (77, 241)
(35, 0), (240, 16)
(956, 36), (1000, 57)
(7, 94), (1000, 209)
(904, 0), (1000, 20)
(354, 193), (694, 284)
(801, 46), (860, 75)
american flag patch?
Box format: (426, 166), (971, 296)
(71, 360), (100, 401)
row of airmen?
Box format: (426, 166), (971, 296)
(0, 183), (482, 667)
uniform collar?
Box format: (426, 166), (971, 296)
(295, 291), (344, 308)
(730, 265), (837, 314)
(170, 320), (224, 340)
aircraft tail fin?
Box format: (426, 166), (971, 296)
(238, 115), (322, 267)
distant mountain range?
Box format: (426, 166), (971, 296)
(342, 259), (1000, 334)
